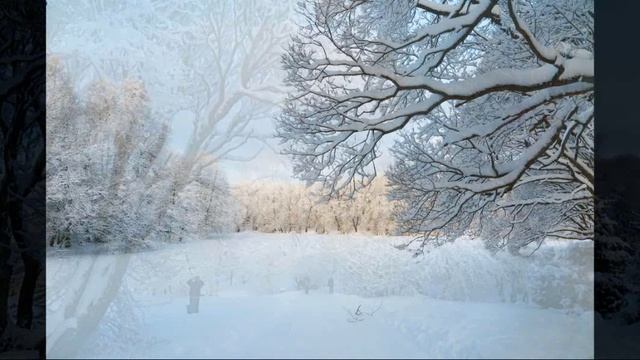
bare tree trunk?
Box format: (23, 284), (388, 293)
(334, 215), (342, 233)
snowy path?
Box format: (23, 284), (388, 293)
(110, 292), (592, 359)
(47, 233), (594, 358)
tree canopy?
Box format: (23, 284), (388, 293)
(278, 0), (593, 252)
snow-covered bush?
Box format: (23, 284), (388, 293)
(110, 234), (593, 311)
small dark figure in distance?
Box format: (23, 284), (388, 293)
(328, 277), (334, 294)
(187, 275), (204, 314)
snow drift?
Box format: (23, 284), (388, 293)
(46, 233), (593, 358)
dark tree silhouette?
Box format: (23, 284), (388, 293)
(0, 0), (46, 357)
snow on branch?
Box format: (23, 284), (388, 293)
(278, 0), (593, 250)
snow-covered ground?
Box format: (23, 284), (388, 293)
(47, 233), (594, 358)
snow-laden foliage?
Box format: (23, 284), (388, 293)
(48, 234), (593, 313)
(278, 0), (593, 251)
(48, 0), (295, 196)
(46, 57), (240, 356)
(233, 177), (396, 234)
(156, 163), (239, 241)
(46, 57), (235, 249)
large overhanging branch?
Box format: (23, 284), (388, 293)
(279, 0), (593, 246)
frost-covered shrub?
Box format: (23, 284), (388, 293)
(46, 57), (237, 249)
(115, 234), (594, 311)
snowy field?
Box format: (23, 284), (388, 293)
(47, 233), (594, 358)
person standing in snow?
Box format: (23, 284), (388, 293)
(187, 275), (204, 314)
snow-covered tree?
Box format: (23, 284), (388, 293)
(173, 0), (292, 169)
(46, 57), (240, 357)
(233, 177), (396, 235)
(47, 67), (162, 248)
(156, 159), (237, 241)
(47, 0), (298, 246)
(47, 58), (237, 248)
(48, 0), (295, 193)
(278, 0), (593, 252)
(46, 2), (294, 355)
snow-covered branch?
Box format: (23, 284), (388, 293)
(278, 0), (593, 250)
